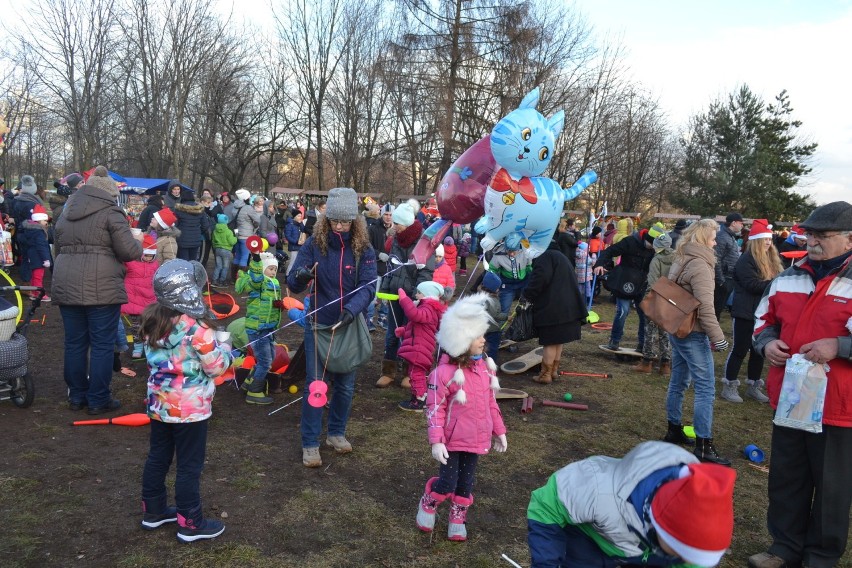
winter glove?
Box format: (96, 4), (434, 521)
(271, 300), (284, 309)
(42, 260), (51, 268)
(492, 434), (508, 453)
(431, 443), (449, 465)
(293, 267), (314, 287)
(378, 252), (389, 263)
(712, 339), (729, 352)
(190, 327), (216, 355)
(337, 310), (354, 327)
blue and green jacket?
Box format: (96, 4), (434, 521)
(236, 257), (282, 332)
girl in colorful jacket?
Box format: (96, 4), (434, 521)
(236, 251), (283, 405)
(395, 281), (447, 412)
(138, 259), (232, 543)
(416, 293), (507, 542)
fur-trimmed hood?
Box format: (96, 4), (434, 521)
(175, 203), (205, 215)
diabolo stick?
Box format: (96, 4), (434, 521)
(73, 413), (151, 427)
(558, 371), (612, 378)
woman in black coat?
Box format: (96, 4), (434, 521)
(523, 244), (588, 384)
(174, 190), (210, 261)
(722, 229), (783, 403)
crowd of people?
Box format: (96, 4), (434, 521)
(0, 170), (850, 566)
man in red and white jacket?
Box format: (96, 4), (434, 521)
(749, 201), (852, 568)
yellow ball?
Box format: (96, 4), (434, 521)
(288, 385), (298, 394)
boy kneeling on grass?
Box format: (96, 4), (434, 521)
(527, 441), (735, 567)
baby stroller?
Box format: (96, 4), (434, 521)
(0, 286), (47, 408)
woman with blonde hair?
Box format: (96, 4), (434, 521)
(721, 219), (784, 403)
(662, 218), (731, 466)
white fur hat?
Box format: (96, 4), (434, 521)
(436, 292), (494, 358)
(392, 199), (420, 227)
(260, 252), (278, 273)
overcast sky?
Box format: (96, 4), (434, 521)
(571, 0), (852, 205)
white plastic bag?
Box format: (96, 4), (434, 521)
(773, 354), (828, 433)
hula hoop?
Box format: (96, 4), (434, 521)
(591, 322), (613, 330)
(0, 270), (24, 324)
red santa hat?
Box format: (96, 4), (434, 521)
(142, 234), (157, 256)
(790, 223), (807, 240)
(650, 463), (736, 567)
(748, 219), (773, 240)
(153, 207), (177, 229)
(31, 204), (49, 222)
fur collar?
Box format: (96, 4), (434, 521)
(395, 220), (423, 249)
(175, 203), (204, 214)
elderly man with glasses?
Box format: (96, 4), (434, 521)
(749, 201), (852, 568)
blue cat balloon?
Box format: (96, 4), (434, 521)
(479, 88), (597, 258)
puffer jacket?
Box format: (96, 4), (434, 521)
(731, 250), (772, 321)
(174, 202), (209, 247)
(754, 254), (852, 427)
(235, 255), (282, 332)
(145, 314), (232, 423)
(284, 217), (303, 252)
(211, 222), (237, 250)
(152, 225), (181, 265)
(380, 221), (434, 297)
(17, 221), (52, 282)
(432, 261), (455, 290)
(234, 201), (260, 240)
(668, 243), (724, 344)
(397, 293), (446, 369)
(12, 192), (45, 228)
(426, 355), (506, 453)
(53, 184), (143, 306)
(527, 441), (698, 561)
(715, 223), (740, 281)
(287, 230), (377, 326)
(443, 243), (458, 272)
(122, 259), (158, 315)
(646, 247), (674, 289)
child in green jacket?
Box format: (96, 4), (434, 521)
(211, 213), (237, 286)
(236, 251), (283, 404)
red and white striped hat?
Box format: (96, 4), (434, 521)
(748, 219), (773, 240)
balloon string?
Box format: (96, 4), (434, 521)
(457, 254), (485, 300)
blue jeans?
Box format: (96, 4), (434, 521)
(142, 419), (208, 517)
(498, 280), (527, 313)
(666, 332), (716, 439)
(383, 300), (406, 360)
(234, 239), (249, 267)
(213, 248), (233, 282)
(116, 317), (129, 352)
(301, 325), (357, 448)
(610, 296), (646, 348)
(246, 330), (274, 385)
(60, 304), (121, 408)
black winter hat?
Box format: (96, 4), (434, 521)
(180, 189), (195, 203)
(674, 219), (688, 230)
(799, 201), (852, 232)
(725, 212), (743, 225)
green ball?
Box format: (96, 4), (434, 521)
(563, 393), (573, 402)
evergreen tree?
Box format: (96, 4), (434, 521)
(674, 85), (816, 221)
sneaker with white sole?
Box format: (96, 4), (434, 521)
(302, 446), (322, 467)
(141, 506), (178, 530)
(176, 518), (225, 543)
(325, 436), (352, 454)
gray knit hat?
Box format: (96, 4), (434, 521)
(20, 175), (37, 194)
(153, 259), (210, 318)
(325, 187), (359, 221)
(799, 201), (852, 232)
(86, 165), (119, 197)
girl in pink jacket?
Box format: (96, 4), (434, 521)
(416, 292), (508, 542)
(395, 281), (447, 412)
(123, 234), (159, 358)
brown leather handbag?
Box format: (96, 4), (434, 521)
(640, 261), (701, 338)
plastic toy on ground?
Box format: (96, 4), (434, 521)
(500, 346), (544, 374)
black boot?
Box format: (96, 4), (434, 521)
(245, 378), (273, 405)
(113, 352), (122, 372)
(177, 504), (225, 543)
(663, 421), (695, 446)
(141, 494), (178, 530)
(694, 437), (731, 466)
